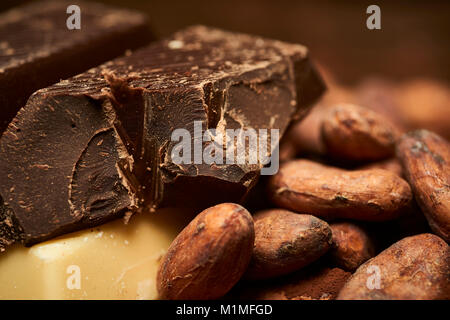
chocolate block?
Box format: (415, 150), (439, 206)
(105, 26), (325, 209)
(0, 0), (153, 135)
(0, 26), (325, 247)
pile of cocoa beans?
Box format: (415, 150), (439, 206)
(156, 78), (450, 300)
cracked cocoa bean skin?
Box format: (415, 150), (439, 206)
(358, 158), (403, 177)
(397, 130), (450, 242)
(244, 209), (332, 280)
(268, 159), (413, 221)
(329, 222), (375, 271)
(337, 233), (450, 300)
(157, 203), (254, 300)
(321, 103), (401, 162)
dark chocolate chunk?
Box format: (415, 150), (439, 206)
(104, 26), (325, 209)
(0, 26), (325, 247)
(0, 93), (132, 245)
(0, 0), (153, 135)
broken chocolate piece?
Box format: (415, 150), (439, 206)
(0, 94), (132, 246)
(0, 26), (324, 247)
(0, 0), (153, 135)
(105, 26), (325, 209)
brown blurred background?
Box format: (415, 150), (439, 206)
(2, 0), (449, 84)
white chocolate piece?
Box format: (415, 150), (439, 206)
(0, 208), (194, 300)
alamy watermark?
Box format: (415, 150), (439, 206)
(366, 5), (381, 30)
(366, 265), (382, 290)
(66, 264), (81, 290)
(170, 121), (280, 175)
(66, 4), (380, 31)
(66, 5), (81, 30)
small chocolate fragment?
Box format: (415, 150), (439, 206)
(0, 26), (324, 247)
(0, 0), (152, 135)
(0, 194), (23, 252)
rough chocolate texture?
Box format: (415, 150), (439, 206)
(0, 194), (23, 252)
(0, 26), (324, 247)
(0, 0), (153, 135)
(0, 94), (132, 245)
(104, 26), (325, 209)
